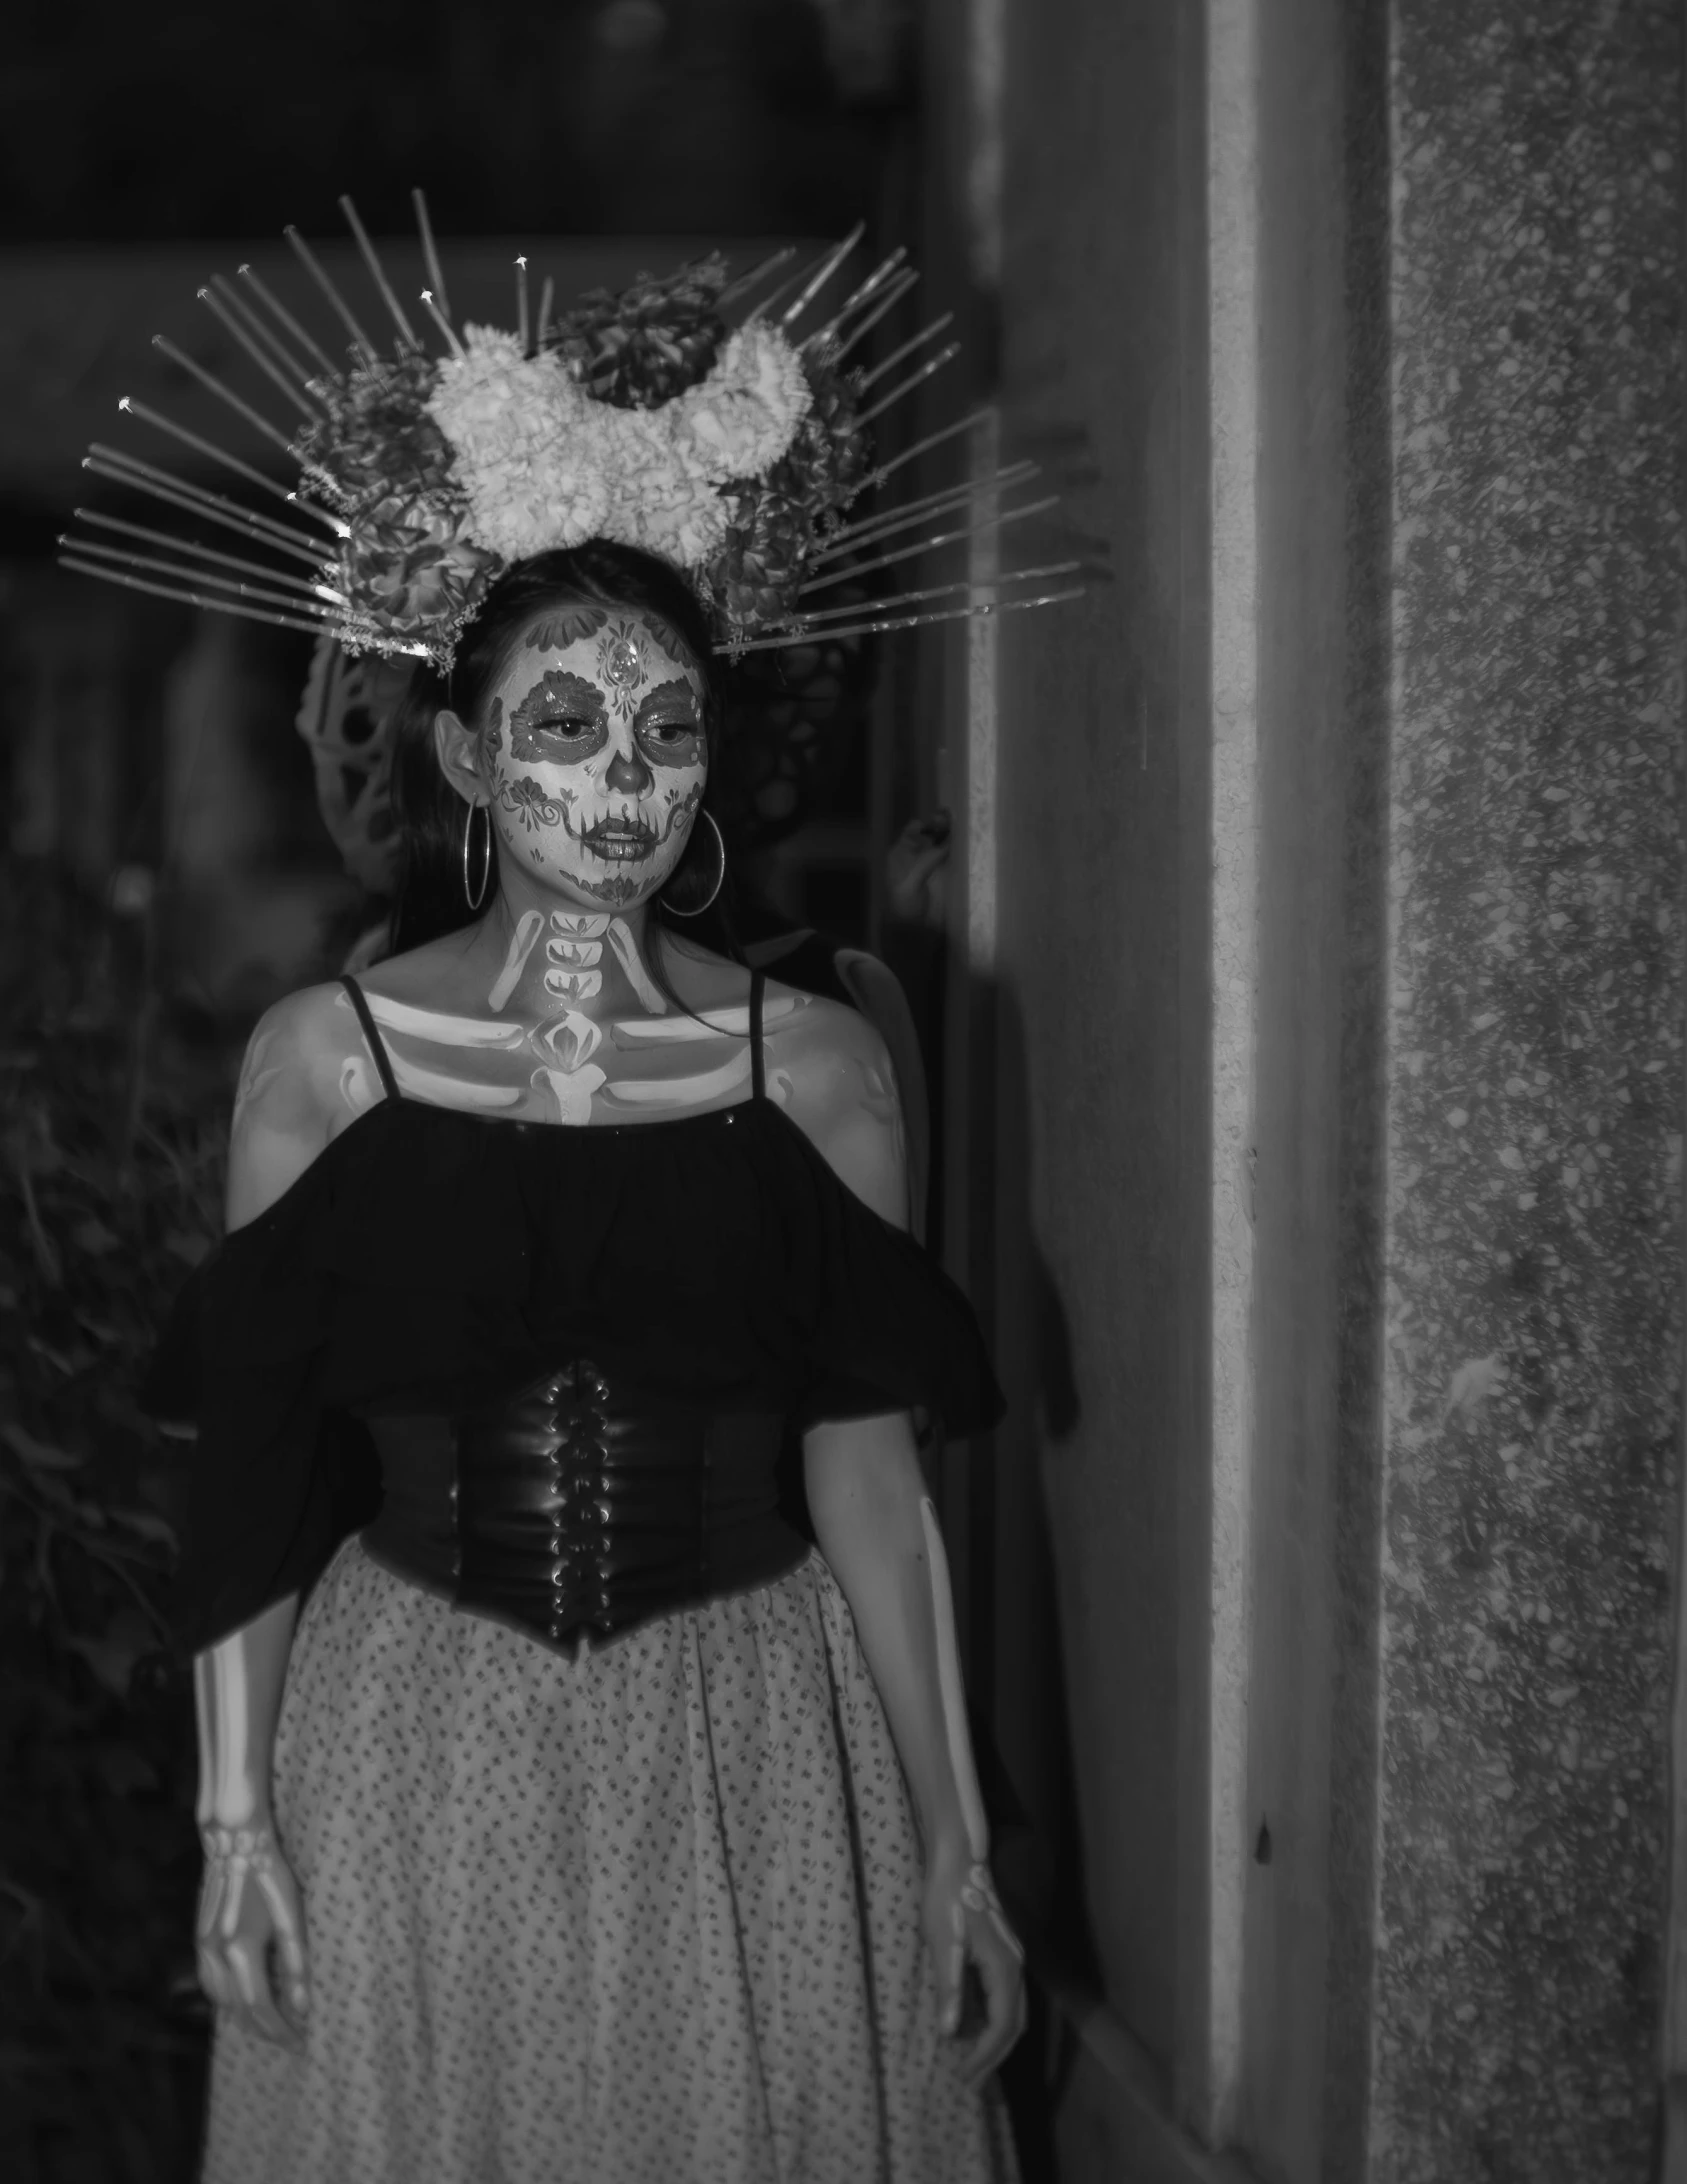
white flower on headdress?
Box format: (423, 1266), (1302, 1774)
(669, 323), (812, 483)
(557, 403), (717, 566)
(427, 318), (811, 577)
(428, 326), (609, 560)
(620, 472), (734, 566)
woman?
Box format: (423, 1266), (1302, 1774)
(166, 540), (1025, 2182)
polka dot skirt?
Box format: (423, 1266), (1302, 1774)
(201, 1539), (1020, 2183)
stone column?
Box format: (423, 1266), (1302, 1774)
(948, 0), (1683, 2173)
(1365, 3), (1684, 2174)
(1240, 1), (1686, 2176)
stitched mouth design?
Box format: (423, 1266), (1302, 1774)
(580, 815), (657, 862)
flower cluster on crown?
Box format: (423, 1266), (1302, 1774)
(291, 254), (866, 669)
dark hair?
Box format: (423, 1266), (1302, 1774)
(386, 543), (741, 985)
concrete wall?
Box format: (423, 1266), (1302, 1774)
(1220, 3), (1686, 2178)
(987, 0), (1212, 2077)
(1235, 0), (1390, 2175)
(1226, 3), (1687, 2179)
(1366, 4), (1685, 2176)
(927, 0), (1686, 2176)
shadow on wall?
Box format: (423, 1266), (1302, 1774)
(970, 972), (1098, 2183)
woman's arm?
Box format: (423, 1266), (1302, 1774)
(193, 987), (347, 2049)
(194, 1596), (308, 2046)
(806, 1414), (1026, 2088)
(804, 1413), (973, 1854)
(789, 1003), (1025, 2083)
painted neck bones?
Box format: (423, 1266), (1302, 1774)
(482, 607), (707, 912)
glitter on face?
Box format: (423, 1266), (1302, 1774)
(603, 636), (643, 689)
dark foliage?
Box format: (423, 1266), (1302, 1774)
(0, 864), (232, 2184)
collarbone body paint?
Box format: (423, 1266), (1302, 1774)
(335, 613), (841, 1127)
(335, 908), (812, 1128)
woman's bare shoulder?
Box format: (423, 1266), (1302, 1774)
(224, 982), (373, 1228)
(766, 993), (909, 1228)
(766, 985), (889, 1079)
(239, 980), (369, 1087)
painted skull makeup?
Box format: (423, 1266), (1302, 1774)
(482, 610), (707, 910)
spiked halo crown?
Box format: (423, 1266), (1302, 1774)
(57, 194), (1081, 672)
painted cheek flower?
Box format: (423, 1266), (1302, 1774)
(499, 775), (571, 832)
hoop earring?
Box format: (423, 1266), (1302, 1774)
(461, 800), (493, 912)
(662, 809), (725, 918)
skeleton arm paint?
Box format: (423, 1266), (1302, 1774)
(192, 994), (346, 2039)
(193, 1596), (310, 2030)
(194, 1596), (295, 1831)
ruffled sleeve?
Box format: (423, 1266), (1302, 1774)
(139, 1094), (1007, 1651)
(141, 1168), (378, 1656)
(766, 1115), (1006, 1436)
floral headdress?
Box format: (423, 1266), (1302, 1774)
(59, 195), (1081, 670)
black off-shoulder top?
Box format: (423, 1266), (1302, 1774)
(145, 980), (1003, 1654)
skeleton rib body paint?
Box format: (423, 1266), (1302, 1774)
(335, 943), (810, 1127)
(329, 611), (824, 1125)
(336, 607), (758, 1126)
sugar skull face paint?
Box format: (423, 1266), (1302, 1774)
(481, 610), (707, 910)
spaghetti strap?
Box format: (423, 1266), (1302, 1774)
(749, 969), (767, 1102)
(340, 976), (402, 1103)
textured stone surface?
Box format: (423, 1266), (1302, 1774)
(1374, 4), (1684, 2177)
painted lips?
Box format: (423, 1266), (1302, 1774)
(581, 816), (657, 864)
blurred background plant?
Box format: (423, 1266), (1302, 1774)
(0, 862), (234, 2184)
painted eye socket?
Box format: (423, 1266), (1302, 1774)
(531, 715), (600, 739)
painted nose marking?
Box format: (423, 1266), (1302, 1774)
(605, 745), (652, 796)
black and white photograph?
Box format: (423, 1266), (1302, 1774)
(1, 4), (1683, 2182)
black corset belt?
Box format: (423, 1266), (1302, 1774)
(357, 1360), (808, 1658)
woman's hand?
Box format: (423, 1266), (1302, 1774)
(196, 1818), (309, 2051)
(885, 809), (952, 928)
(923, 1836), (1027, 2087)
